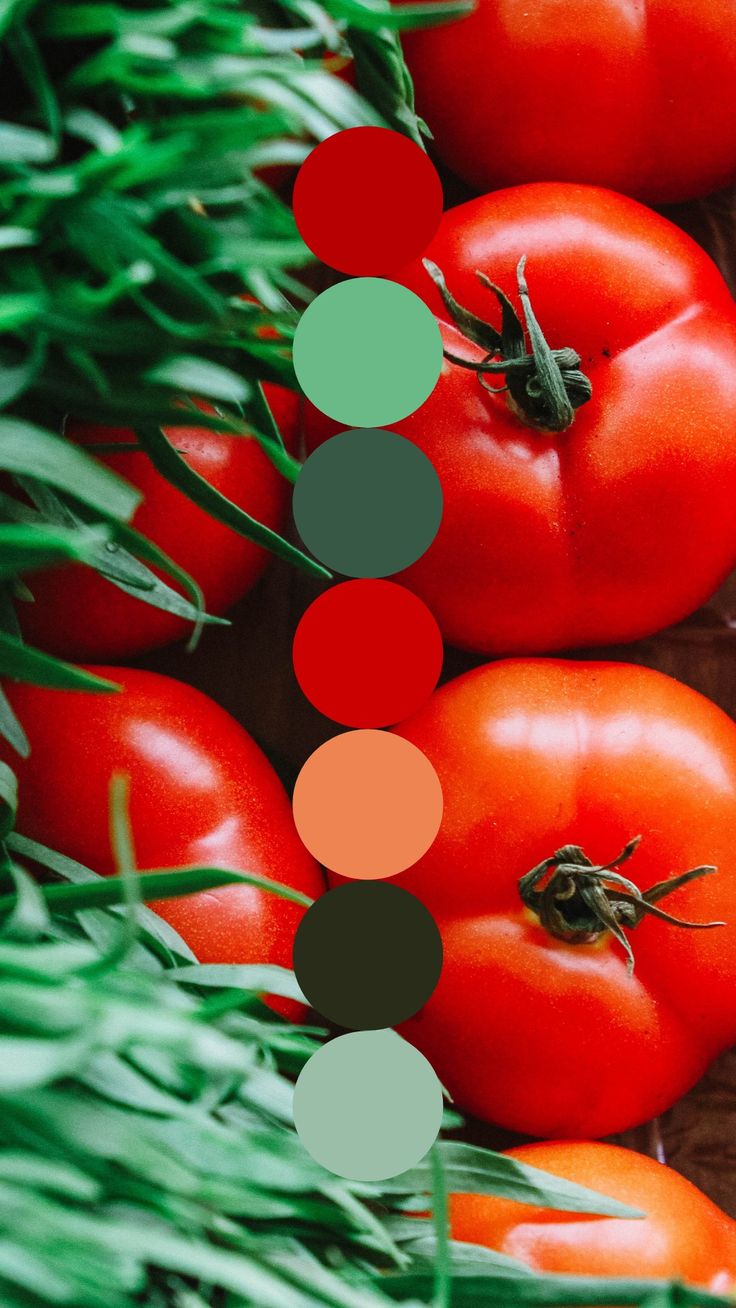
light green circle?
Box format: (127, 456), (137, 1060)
(293, 1029), (443, 1181)
(293, 279), (443, 427)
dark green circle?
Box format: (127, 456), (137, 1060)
(293, 882), (443, 1030)
(293, 429), (443, 577)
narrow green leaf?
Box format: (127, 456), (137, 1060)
(145, 355), (251, 404)
(136, 424), (329, 579)
(170, 963), (306, 1003)
(0, 419), (139, 522)
(0, 759), (17, 837)
(384, 1143), (644, 1219)
(0, 864), (313, 918)
(0, 686), (29, 758)
(0, 632), (119, 691)
(0, 119), (55, 162)
(0, 523), (113, 578)
(0, 864), (49, 940)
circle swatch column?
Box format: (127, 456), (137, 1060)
(288, 125), (447, 1183)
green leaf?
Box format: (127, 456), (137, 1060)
(0, 522), (113, 578)
(0, 865), (314, 919)
(0, 863), (49, 939)
(145, 356), (251, 404)
(381, 1272), (728, 1307)
(0, 759), (17, 838)
(0, 686), (29, 758)
(0, 119), (55, 161)
(384, 1143), (644, 1219)
(169, 963), (307, 1003)
(0, 420), (139, 523)
(0, 1035), (92, 1089)
(6, 833), (198, 964)
(0, 1152), (99, 1202)
(0, 631), (119, 691)
(136, 423), (330, 579)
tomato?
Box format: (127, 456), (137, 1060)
(450, 1142), (736, 1293)
(20, 385), (298, 661)
(306, 184), (736, 655)
(2, 668), (323, 1004)
(387, 659), (736, 1138)
(401, 0), (736, 203)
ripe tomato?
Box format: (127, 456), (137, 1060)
(450, 1142), (736, 1293)
(306, 184), (736, 655)
(20, 385), (298, 661)
(401, 0), (736, 203)
(389, 659), (736, 1138)
(2, 668), (323, 1002)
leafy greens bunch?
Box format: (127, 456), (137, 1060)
(0, 0), (465, 710)
(0, 796), (727, 1308)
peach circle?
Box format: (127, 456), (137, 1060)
(292, 729), (443, 879)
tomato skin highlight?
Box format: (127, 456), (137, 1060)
(387, 659), (736, 1138)
(306, 183), (736, 656)
(450, 1141), (736, 1292)
(401, 0), (736, 203)
(2, 668), (323, 1005)
(20, 385), (298, 662)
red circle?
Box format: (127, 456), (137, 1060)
(293, 580), (444, 727)
(293, 127), (443, 276)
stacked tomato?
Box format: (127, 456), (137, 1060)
(5, 8), (736, 1289)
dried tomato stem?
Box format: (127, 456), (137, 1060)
(518, 837), (722, 974)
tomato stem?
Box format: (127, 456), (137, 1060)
(423, 256), (592, 433)
(518, 837), (723, 974)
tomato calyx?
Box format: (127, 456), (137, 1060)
(518, 836), (723, 974)
(423, 256), (592, 433)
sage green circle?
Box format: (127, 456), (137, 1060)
(293, 278), (443, 427)
(293, 1030), (443, 1181)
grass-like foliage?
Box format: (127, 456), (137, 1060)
(0, 0), (468, 703)
(0, 785), (727, 1308)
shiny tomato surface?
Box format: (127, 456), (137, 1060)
(306, 184), (736, 655)
(451, 1141), (736, 1292)
(3, 668), (323, 988)
(21, 385), (298, 661)
(402, 0), (736, 203)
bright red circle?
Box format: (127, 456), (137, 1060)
(293, 580), (444, 728)
(292, 127), (443, 276)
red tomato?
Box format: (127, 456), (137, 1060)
(3, 668), (323, 1006)
(401, 0), (736, 203)
(20, 385), (298, 662)
(388, 659), (736, 1138)
(306, 184), (736, 655)
(450, 1141), (736, 1293)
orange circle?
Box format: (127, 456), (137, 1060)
(292, 730), (443, 878)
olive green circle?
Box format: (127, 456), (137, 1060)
(293, 1030), (443, 1181)
(293, 429), (443, 577)
(293, 278), (443, 427)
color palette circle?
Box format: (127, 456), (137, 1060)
(292, 729), (442, 878)
(293, 1029), (443, 1180)
(292, 279), (442, 428)
(293, 882), (443, 1029)
(293, 127), (443, 276)
(293, 429), (442, 577)
(293, 580), (443, 727)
